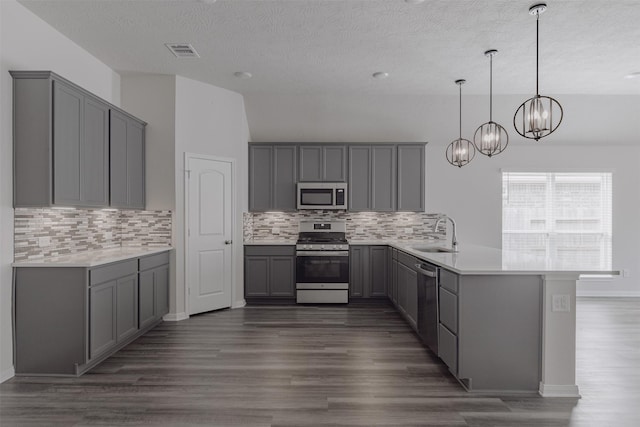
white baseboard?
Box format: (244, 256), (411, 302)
(1, 367), (15, 383)
(577, 290), (640, 298)
(539, 382), (581, 398)
(163, 312), (189, 322)
(232, 299), (246, 309)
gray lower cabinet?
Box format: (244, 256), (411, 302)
(298, 145), (347, 182)
(249, 145), (297, 211)
(14, 251), (170, 376)
(348, 145), (397, 212)
(110, 109), (145, 209)
(138, 252), (170, 329)
(390, 249), (398, 305)
(437, 270), (459, 375)
(11, 70), (145, 208)
(244, 246), (295, 300)
(437, 267), (543, 392)
(89, 280), (117, 360)
(395, 251), (419, 331)
(349, 245), (388, 299)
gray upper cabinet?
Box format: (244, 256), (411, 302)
(82, 97), (110, 206)
(273, 146), (297, 210)
(348, 145), (396, 212)
(249, 145), (273, 211)
(249, 145), (297, 212)
(110, 109), (145, 209)
(247, 142), (424, 212)
(348, 146), (371, 211)
(11, 71), (145, 209)
(397, 145), (425, 212)
(299, 145), (346, 182)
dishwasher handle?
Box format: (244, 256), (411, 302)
(415, 264), (437, 277)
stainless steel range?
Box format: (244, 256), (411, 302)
(296, 220), (349, 304)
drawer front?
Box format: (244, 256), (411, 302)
(90, 259), (137, 286)
(439, 287), (458, 334)
(440, 268), (459, 294)
(397, 251), (417, 270)
(244, 245), (295, 257)
(139, 251), (170, 271)
(438, 323), (458, 375)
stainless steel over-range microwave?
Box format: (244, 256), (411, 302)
(297, 182), (347, 210)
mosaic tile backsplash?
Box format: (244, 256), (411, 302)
(244, 211), (447, 242)
(14, 208), (172, 261)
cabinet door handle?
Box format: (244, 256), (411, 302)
(225, 240), (233, 245)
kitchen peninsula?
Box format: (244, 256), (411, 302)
(246, 237), (618, 397)
(388, 241), (617, 397)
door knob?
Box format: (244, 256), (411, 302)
(225, 240), (233, 245)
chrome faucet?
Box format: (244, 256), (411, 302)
(435, 215), (458, 252)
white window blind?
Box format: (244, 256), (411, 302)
(502, 172), (612, 270)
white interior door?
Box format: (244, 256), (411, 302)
(187, 155), (233, 315)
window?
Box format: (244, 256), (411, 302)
(502, 172), (612, 270)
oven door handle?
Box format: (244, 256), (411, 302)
(296, 251), (349, 257)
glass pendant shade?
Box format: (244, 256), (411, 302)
(474, 49), (508, 157)
(513, 3), (563, 141)
(446, 79), (475, 167)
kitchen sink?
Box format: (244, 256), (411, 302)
(412, 246), (456, 253)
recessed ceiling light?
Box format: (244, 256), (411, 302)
(624, 72), (640, 79)
(372, 72), (389, 79)
(234, 71), (252, 79)
(405, 0), (426, 4)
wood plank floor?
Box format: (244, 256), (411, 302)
(1, 298), (638, 426)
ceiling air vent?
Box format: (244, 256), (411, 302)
(165, 43), (200, 58)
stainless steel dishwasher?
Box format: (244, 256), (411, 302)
(416, 262), (439, 354)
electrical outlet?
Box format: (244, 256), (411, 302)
(404, 227), (413, 234)
(38, 236), (51, 248)
(355, 227), (364, 234)
(552, 294), (570, 312)
(272, 227), (280, 235)
(622, 269), (630, 277)
(105, 231), (113, 240)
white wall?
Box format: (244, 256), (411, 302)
(120, 74), (178, 314)
(174, 76), (250, 314)
(120, 75), (250, 320)
(120, 75), (176, 211)
(426, 144), (640, 296)
(0, 0), (120, 382)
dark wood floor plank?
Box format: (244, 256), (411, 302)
(1, 298), (639, 426)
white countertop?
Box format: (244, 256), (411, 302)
(387, 241), (619, 276)
(243, 240), (296, 245)
(12, 246), (173, 268)
(245, 239), (618, 276)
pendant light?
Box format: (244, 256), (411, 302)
(514, 2), (563, 141)
(446, 79), (475, 167)
(474, 50), (509, 156)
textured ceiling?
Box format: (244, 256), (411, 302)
(17, 0), (640, 143)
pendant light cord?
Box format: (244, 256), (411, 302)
(459, 83), (462, 139)
(536, 13), (540, 96)
(489, 53), (493, 121)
